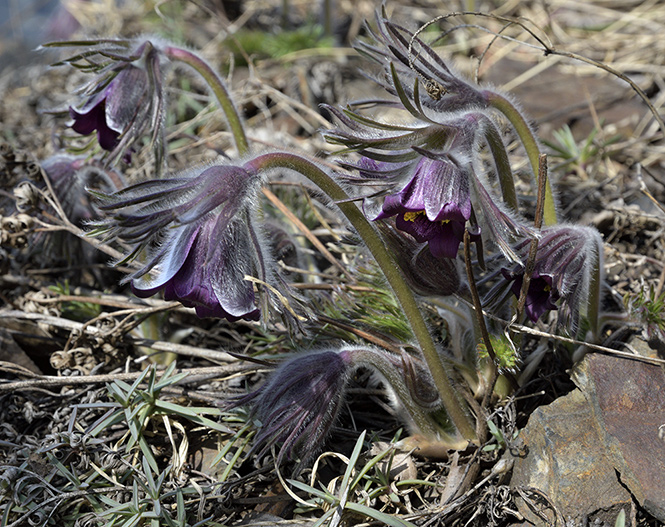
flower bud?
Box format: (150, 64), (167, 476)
(234, 349), (352, 467)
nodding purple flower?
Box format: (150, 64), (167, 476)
(91, 164), (274, 321)
(326, 111), (528, 261)
(233, 349), (353, 467)
(69, 66), (148, 153)
(232, 345), (443, 469)
(501, 268), (559, 324)
(373, 155), (476, 259)
(323, 10), (533, 261)
(14, 154), (124, 264)
(50, 38), (168, 168)
(488, 225), (603, 326)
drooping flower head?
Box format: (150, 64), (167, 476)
(326, 107), (529, 262)
(373, 154), (474, 259)
(233, 349), (353, 467)
(45, 38), (169, 168)
(91, 163), (274, 321)
(231, 345), (444, 469)
(322, 9), (532, 262)
(38, 154), (124, 262)
(42, 154), (124, 225)
(487, 225), (604, 327)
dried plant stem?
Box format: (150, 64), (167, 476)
(463, 230), (496, 409)
(515, 154), (547, 318)
(0, 308), (238, 364)
(246, 152), (476, 442)
(262, 187), (350, 279)
(0, 364), (249, 393)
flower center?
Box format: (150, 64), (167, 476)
(402, 210), (450, 224)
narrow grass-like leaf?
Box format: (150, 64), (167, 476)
(311, 508), (337, 527)
(287, 479), (335, 504)
(345, 502), (416, 527)
(340, 430), (366, 496)
(138, 436), (159, 474)
(350, 443), (396, 491)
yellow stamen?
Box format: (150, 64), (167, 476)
(403, 210), (425, 222)
(402, 210), (451, 225)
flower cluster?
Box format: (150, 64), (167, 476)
(323, 9), (601, 331)
(33, 6), (609, 470)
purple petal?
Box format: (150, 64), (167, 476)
(393, 210), (466, 259)
(426, 220), (466, 259)
(69, 99), (120, 151)
(159, 220), (259, 321)
(131, 224), (199, 295)
(504, 270), (559, 322)
(104, 67), (148, 133)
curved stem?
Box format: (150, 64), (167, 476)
(164, 46), (250, 156)
(485, 91), (558, 226)
(346, 348), (440, 438)
(245, 152), (477, 441)
(483, 119), (518, 212)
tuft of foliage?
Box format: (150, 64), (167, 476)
(319, 260), (414, 344)
(0, 364), (234, 527)
(542, 123), (620, 177)
(226, 24), (335, 65)
(477, 334), (519, 372)
(49, 279), (103, 321)
(625, 283), (665, 349)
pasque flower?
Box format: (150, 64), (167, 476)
(373, 154), (475, 259)
(233, 349), (353, 467)
(91, 163), (274, 321)
(70, 66), (152, 154)
(47, 38), (168, 167)
(232, 345), (445, 469)
(42, 154), (124, 224)
(326, 109), (528, 261)
(323, 10), (537, 261)
(4, 154), (123, 264)
(488, 225), (603, 326)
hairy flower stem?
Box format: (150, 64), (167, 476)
(348, 348), (441, 438)
(484, 122), (518, 212)
(164, 46), (250, 156)
(245, 152), (477, 442)
(485, 91), (557, 225)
